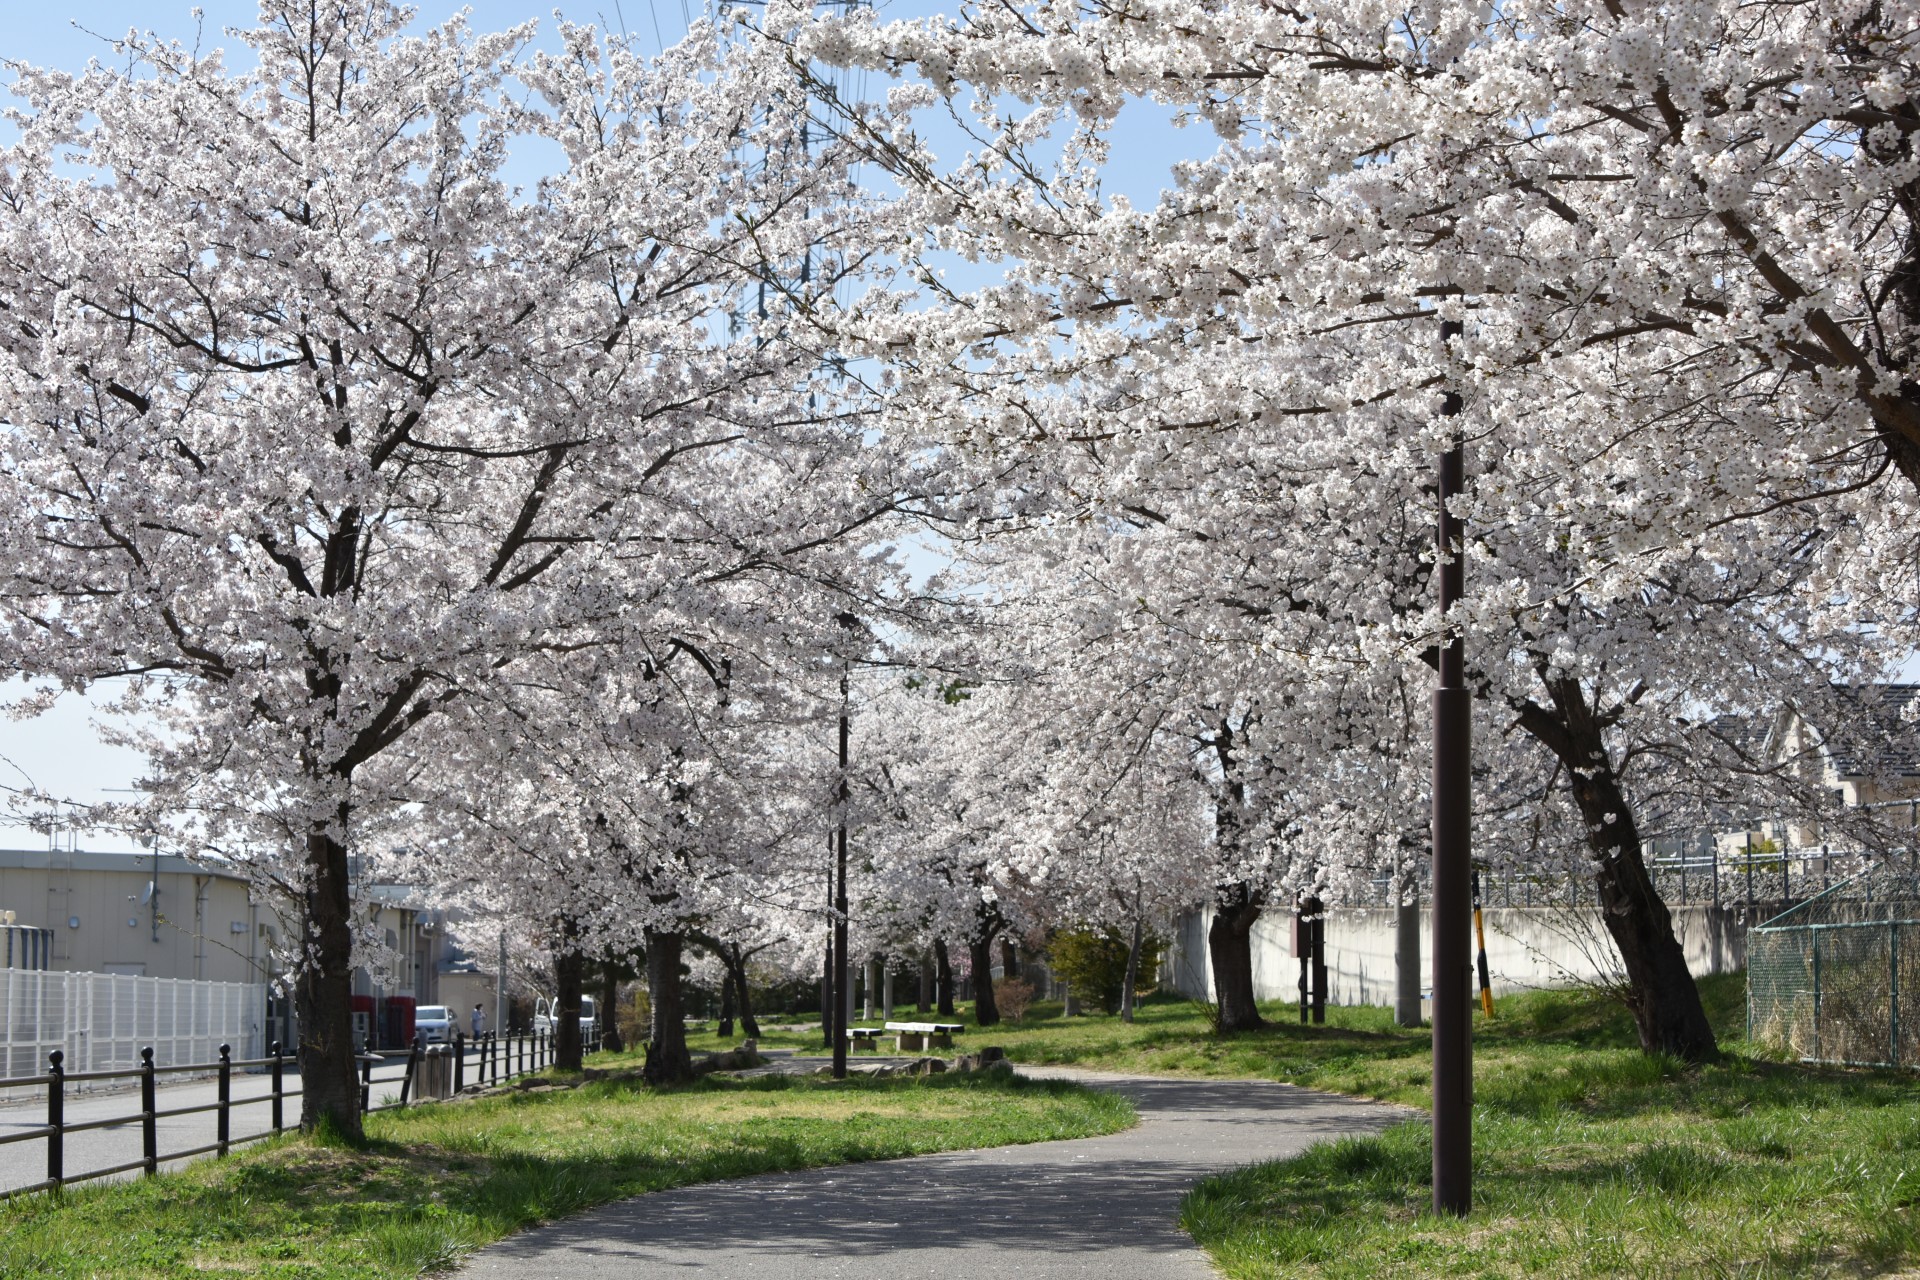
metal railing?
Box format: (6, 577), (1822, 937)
(0, 1027), (596, 1201)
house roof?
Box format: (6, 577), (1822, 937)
(1811, 685), (1920, 780)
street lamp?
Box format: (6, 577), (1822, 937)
(1431, 317), (1473, 1216)
(829, 612), (861, 1080)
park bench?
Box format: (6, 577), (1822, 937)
(846, 1026), (884, 1050)
(883, 1021), (964, 1052)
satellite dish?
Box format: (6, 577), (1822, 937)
(140, 881), (155, 906)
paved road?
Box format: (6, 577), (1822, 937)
(0, 1050), (459, 1194)
(459, 1067), (1407, 1279)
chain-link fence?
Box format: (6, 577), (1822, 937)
(1747, 862), (1920, 1068)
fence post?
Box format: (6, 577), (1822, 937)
(1892, 923), (1902, 1069)
(217, 1043), (232, 1157)
(1812, 928), (1824, 1063)
(399, 1036), (420, 1107)
(453, 1031), (465, 1094)
(270, 1041), (284, 1134)
(141, 1046), (157, 1176)
(46, 1048), (64, 1190)
(360, 1051), (373, 1115)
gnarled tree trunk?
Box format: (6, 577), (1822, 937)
(1208, 883), (1267, 1033)
(968, 932), (1000, 1026)
(599, 959), (623, 1054)
(296, 821), (362, 1139)
(732, 958), (760, 1039)
(1516, 678), (1717, 1061)
(643, 928), (695, 1084)
(934, 939), (955, 1016)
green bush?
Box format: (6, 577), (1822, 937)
(1049, 927), (1163, 1014)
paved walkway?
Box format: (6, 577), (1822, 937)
(459, 1066), (1407, 1279)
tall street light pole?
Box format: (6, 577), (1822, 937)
(830, 621), (856, 1080)
(1431, 317), (1473, 1217)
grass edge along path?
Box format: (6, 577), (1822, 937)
(0, 1069), (1133, 1279)
(1174, 975), (1920, 1279)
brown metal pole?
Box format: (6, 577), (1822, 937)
(1432, 317), (1473, 1217)
(831, 660), (851, 1080)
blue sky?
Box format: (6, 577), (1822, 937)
(0, 1), (1209, 847)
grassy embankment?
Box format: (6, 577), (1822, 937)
(715, 979), (1920, 1277)
(0, 1070), (1131, 1279)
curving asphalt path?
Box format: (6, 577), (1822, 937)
(458, 1066), (1408, 1279)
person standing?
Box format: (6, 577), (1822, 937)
(471, 1002), (489, 1037)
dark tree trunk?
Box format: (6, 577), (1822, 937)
(1516, 679), (1718, 1061)
(1000, 938), (1019, 982)
(1203, 720), (1266, 1035)
(599, 959), (623, 1054)
(820, 943), (834, 1047)
(554, 943), (585, 1072)
(732, 955), (760, 1038)
(934, 939), (955, 1016)
(1121, 915), (1145, 1025)
(643, 928), (695, 1085)
(969, 932), (1001, 1026)
(1208, 884), (1267, 1033)
(917, 954), (932, 1013)
(296, 822), (362, 1139)
(717, 969), (735, 1039)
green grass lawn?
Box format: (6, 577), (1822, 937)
(1170, 974), (1920, 1279)
(0, 1070), (1132, 1279)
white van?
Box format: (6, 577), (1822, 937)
(532, 994), (597, 1043)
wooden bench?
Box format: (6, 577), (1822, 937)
(883, 1021), (965, 1051)
(845, 1026), (884, 1051)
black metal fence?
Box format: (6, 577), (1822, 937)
(0, 1028), (595, 1201)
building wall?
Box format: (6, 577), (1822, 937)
(0, 849), (269, 984)
(437, 970), (499, 1036)
(1164, 902), (1764, 1007)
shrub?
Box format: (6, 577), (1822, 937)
(1049, 927), (1164, 1013)
(617, 987), (651, 1047)
(996, 978), (1036, 1023)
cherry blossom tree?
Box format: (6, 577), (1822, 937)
(767, 0), (1920, 1058)
(796, 0), (1920, 534)
(0, 1), (904, 1129)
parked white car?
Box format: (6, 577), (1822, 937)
(532, 994), (597, 1043)
(414, 1005), (456, 1044)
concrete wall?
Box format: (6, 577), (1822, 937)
(1164, 902), (1773, 1007)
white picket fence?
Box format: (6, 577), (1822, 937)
(0, 969), (266, 1093)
